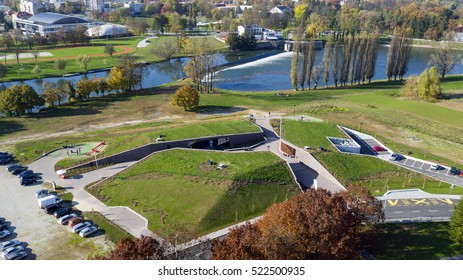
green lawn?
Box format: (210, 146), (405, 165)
(84, 211), (131, 245)
(282, 120), (463, 195)
(11, 119), (259, 169)
(366, 223), (463, 259)
(86, 150), (298, 241)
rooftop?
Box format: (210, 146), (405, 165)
(26, 12), (88, 25)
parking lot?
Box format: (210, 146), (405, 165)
(0, 166), (109, 260)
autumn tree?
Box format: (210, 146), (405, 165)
(400, 75), (419, 99)
(323, 34), (334, 87)
(386, 27), (412, 81)
(107, 66), (129, 93)
(211, 188), (383, 260)
(149, 39), (179, 60)
(76, 55), (91, 72)
(93, 236), (165, 260)
(0, 84), (44, 116)
(76, 78), (98, 101)
(54, 58), (66, 75)
(417, 67), (441, 101)
(290, 32), (301, 91)
(305, 40), (316, 90)
(429, 37), (457, 79)
(172, 84), (199, 111)
(104, 44), (115, 57)
(449, 200), (463, 244)
(42, 81), (60, 107)
(332, 42), (341, 87)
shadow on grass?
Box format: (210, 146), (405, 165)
(365, 223), (463, 260)
(196, 105), (246, 115)
(0, 119), (26, 137)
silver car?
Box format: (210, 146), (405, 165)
(72, 222), (92, 233)
(0, 240), (20, 250)
(0, 230), (11, 240)
(1, 245), (24, 258)
(58, 213), (77, 225)
(79, 226), (99, 238)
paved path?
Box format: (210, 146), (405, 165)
(28, 149), (155, 238)
(253, 115), (345, 193)
(137, 36), (158, 48)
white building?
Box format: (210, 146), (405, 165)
(13, 12), (97, 36)
(85, 23), (129, 37)
(238, 24), (263, 39)
(19, 0), (50, 15)
(123, 1), (145, 15)
(48, 0), (80, 10)
(86, 0), (104, 13)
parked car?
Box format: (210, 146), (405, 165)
(0, 240), (20, 250)
(11, 166), (28, 175)
(53, 208), (72, 219)
(72, 222), (92, 233)
(460, 171), (463, 177)
(389, 153), (401, 161)
(0, 224), (8, 231)
(4, 250), (27, 260)
(450, 166), (460, 176)
(20, 177), (38, 186)
(43, 203), (62, 214)
(36, 189), (51, 198)
(68, 217), (85, 228)
(431, 164), (443, 171)
(18, 170), (33, 177)
(373, 146), (387, 152)
(1, 245), (24, 258)
(0, 217), (5, 224)
(79, 226), (98, 238)
(0, 157), (15, 165)
(6, 164), (20, 172)
(58, 213), (77, 225)
(0, 230), (11, 240)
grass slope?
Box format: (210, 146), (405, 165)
(87, 150), (298, 241)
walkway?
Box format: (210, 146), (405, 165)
(28, 149), (154, 238)
(253, 114), (345, 193)
(137, 36), (158, 48)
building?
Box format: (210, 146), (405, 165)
(269, 6), (290, 15)
(123, 1), (145, 16)
(13, 12), (97, 36)
(86, 0), (104, 13)
(85, 23), (129, 37)
(237, 24), (263, 40)
(19, 0), (52, 15)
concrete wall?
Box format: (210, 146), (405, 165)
(67, 131), (264, 172)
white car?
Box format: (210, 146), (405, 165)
(1, 245), (24, 258)
(35, 189), (51, 198)
(217, 163), (227, 169)
(58, 213), (77, 225)
(431, 164), (443, 171)
(72, 222), (92, 233)
(0, 230), (11, 240)
(0, 240), (20, 250)
(79, 226), (99, 238)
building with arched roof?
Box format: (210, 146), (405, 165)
(13, 12), (98, 36)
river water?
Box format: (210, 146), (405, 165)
(4, 46), (462, 94)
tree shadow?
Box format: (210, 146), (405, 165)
(0, 119), (26, 137)
(443, 93), (463, 100)
(196, 105), (246, 115)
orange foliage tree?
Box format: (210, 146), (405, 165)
(211, 187), (383, 260)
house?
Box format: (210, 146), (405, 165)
(269, 6), (290, 15)
(238, 24), (263, 40)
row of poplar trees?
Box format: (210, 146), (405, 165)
(290, 27), (413, 91)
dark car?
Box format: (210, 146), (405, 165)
(0, 157), (15, 165)
(7, 164), (21, 172)
(0, 218), (5, 224)
(0, 224), (8, 231)
(12, 167), (28, 175)
(21, 173), (41, 180)
(0, 153), (11, 158)
(20, 178), (37, 186)
(53, 208), (72, 219)
(450, 166), (460, 175)
(43, 203), (62, 214)
(18, 170), (33, 177)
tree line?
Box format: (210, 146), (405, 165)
(290, 30), (380, 91)
(0, 54), (144, 117)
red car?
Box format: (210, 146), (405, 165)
(373, 146), (387, 152)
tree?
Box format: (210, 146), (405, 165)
(104, 44), (116, 57)
(323, 35), (334, 87)
(54, 59), (66, 75)
(76, 55), (91, 72)
(172, 84), (199, 111)
(429, 39), (457, 79)
(31, 64), (41, 78)
(211, 188), (383, 260)
(76, 78), (98, 101)
(386, 27), (412, 81)
(417, 67), (441, 101)
(400, 75), (419, 99)
(95, 235), (165, 260)
(149, 39), (179, 60)
(290, 31), (301, 91)
(107, 66), (130, 93)
(42, 81), (60, 108)
(449, 200), (463, 244)
(0, 63), (7, 83)
(0, 84), (44, 116)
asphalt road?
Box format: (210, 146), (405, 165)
(382, 197), (459, 222)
